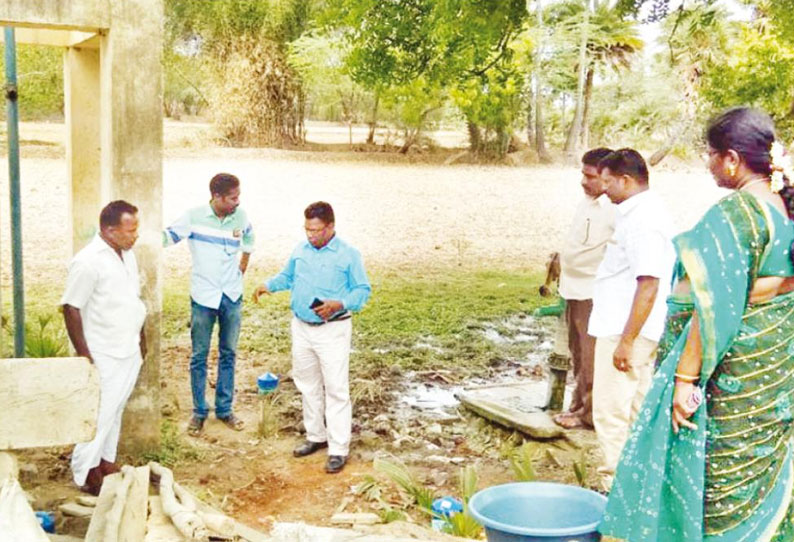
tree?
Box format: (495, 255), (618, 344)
(289, 32), (374, 146)
(549, 1), (642, 158)
(326, 0), (527, 155)
(164, 0), (314, 146)
(648, 2), (730, 164)
(701, 21), (794, 138)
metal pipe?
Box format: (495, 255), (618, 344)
(5, 27), (25, 357)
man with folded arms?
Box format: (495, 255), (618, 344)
(254, 201), (371, 474)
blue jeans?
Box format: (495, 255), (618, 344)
(190, 294), (241, 419)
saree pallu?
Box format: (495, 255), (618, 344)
(600, 192), (794, 542)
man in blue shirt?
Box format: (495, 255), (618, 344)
(253, 201), (371, 474)
(164, 173), (255, 436)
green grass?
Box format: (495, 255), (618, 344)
(141, 419), (203, 467)
(162, 267), (546, 379)
(4, 266), (546, 380)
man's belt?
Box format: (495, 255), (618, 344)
(302, 312), (352, 326)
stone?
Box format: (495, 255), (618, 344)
(59, 502), (95, 518)
(330, 513), (380, 526)
(76, 495), (98, 507)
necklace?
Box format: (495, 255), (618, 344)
(738, 177), (769, 191)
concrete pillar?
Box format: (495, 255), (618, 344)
(64, 46), (103, 253)
(99, 0), (164, 456)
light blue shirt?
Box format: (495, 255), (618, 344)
(163, 204), (255, 309)
(266, 235), (371, 323)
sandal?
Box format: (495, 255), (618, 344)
(187, 415), (205, 436)
(218, 414), (244, 431)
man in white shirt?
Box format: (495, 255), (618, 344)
(62, 200), (147, 495)
(588, 149), (675, 490)
(554, 148), (616, 430)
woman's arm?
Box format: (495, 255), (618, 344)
(672, 311), (702, 433)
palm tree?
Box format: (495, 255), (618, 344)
(560, 1), (643, 158)
(649, 2), (730, 164)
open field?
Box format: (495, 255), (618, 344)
(0, 120), (725, 291)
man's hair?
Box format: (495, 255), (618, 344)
(598, 148), (649, 185)
(100, 200), (138, 229)
(304, 201), (335, 224)
(209, 173), (240, 197)
(581, 147), (613, 167)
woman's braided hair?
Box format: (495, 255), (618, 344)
(707, 107), (794, 267)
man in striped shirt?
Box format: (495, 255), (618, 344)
(164, 173), (255, 436)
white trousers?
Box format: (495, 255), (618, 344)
(291, 317), (353, 456)
(71, 351), (142, 486)
(592, 335), (657, 489)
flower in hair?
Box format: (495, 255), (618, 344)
(770, 141), (792, 193)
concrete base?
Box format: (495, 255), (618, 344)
(457, 382), (564, 439)
(0, 357), (99, 450)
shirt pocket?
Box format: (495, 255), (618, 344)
(318, 263), (348, 290)
(581, 218), (591, 245)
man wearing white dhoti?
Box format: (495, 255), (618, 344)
(62, 200), (147, 495)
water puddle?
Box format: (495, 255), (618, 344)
(394, 314), (571, 421)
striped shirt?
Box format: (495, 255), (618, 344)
(163, 204), (255, 309)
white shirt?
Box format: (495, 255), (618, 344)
(61, 235), (147, 358)
(559, 195), (616, 300)
(588, 190), (675, 341)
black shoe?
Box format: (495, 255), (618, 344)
(293, 440), (328, 457)
(325, 455), (347, 474)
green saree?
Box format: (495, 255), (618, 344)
(600, 191), (794, 542)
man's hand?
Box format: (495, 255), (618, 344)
(613, 337), (634, 372)
(252, 285), (271, 303)
(239, 252), (251, 275)
(314, 300), (344, 321)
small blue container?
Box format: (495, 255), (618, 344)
(431, 496), (463, 531)
(468, 482), (606, 542)
(257, 372), (279, 395)
(35, 511), (55, 534)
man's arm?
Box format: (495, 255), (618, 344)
(613, 276), (659, 372)
(63, 304), (93, 363)
(253, 251), (296, 303)
(163, 211), (191, 248)
(239, 252), (251, 275)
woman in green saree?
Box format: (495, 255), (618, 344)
(599, 107), (794, 542)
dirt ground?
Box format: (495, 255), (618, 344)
(0, 121), (728, 538)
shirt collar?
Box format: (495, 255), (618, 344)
(616, 189), (651, 216)
(308, 234), (340, 252)
(92, 233), (126, 258)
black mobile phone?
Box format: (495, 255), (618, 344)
(310, 298), (323, 309)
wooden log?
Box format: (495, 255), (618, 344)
(148, 462), (208, 541)
(119, 466), (150, 542)
(104, 466), (136, 542)
(0, 357), (99, 449)
(178, 486), (271, 542)
(145, 495), (184, 542)
(84, 472), (122, 542)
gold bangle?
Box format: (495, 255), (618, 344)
(675, 372), (699, 382)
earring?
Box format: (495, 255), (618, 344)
(726, 164), (736, 178)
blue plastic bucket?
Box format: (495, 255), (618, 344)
(468, 482), (606, 542)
